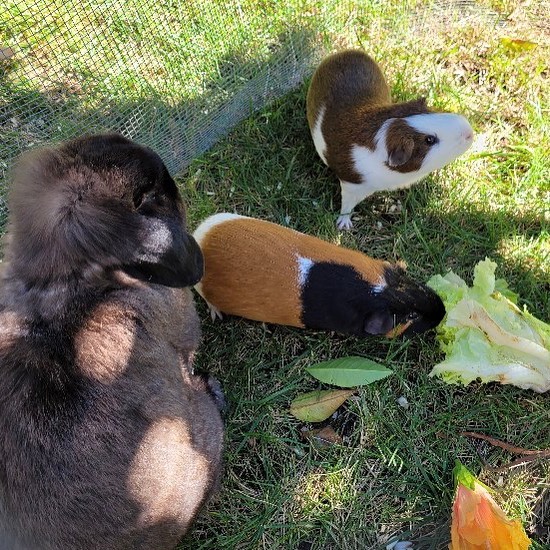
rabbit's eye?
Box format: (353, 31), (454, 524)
(425, 135), (438, 146)
(133, 191), (146, 209)
(133, 182), (156, 209)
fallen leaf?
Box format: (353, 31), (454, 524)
(306, 356), (392, 387)
(500, 37), (537, 52)
(289, 389), (354, 422)
(301, 425), (343, 448)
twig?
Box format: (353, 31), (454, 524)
(461, 431), (550, 472)
(484, 455), (548, 473)
(460, 431), (549, 456)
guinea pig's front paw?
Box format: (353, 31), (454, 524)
(336, 214), (354, 231)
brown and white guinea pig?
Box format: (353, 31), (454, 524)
(193, 213), (445, 338)
(306, 49), (474, 230)
(0, 134), (223, 550)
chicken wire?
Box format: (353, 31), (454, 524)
(0, 1), (346, 215)
(0, 0), (525, 223)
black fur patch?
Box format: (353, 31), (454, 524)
(300, 261), (445, 338)
(381, 264), (446, 335)
(300, 262), (382, 336)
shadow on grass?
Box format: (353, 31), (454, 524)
(393, 185), (548, 315)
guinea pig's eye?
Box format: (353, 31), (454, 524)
(425, 135), (438, 146)
(406, 311), (419, 321)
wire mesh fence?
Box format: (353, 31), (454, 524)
(1, 1), (357, 220)
(1, 0), (543, 225)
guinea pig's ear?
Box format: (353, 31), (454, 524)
(385, 119), (416, 167)
(364, 310), (395, 335)
(387, 136), (415, 167)
(125, 217), (204, 288)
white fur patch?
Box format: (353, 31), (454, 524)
(405, 113), (473, 174)
(193, 212), (246, 248)
(297, 255), (314, 286)
(310, 104), (328, 165)
(147, 219), (173, 252)
(371, 277), (387, 294)
(351, 126), (417, 195)
(350, 113), (473, 196)
(337, 180), (376, 229)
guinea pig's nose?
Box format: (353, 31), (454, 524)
(457, 116), (474, 143)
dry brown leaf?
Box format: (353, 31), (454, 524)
(289, 389), (354, 422)
(301, 425), (343, 448)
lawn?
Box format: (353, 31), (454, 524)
(1, 0), (549, 549)
(178, 2), (549, 549)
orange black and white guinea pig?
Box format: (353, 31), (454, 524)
(193, 213), (445, 338)
(306, 49), (474, 230)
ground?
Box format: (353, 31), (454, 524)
(2, 0), (548, 548)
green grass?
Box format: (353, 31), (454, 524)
(1, 0), (549, 548)
(0, 0), (343, 185)
(177, 2), (549, 548)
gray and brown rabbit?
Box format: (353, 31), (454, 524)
(0, 134), (223, 550)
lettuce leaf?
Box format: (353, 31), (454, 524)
(427, 258), (550, 393)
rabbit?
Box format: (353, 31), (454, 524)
(0, 134), (224, 550)
(306, 49), (474, 229)
(193, 213), (445, 338)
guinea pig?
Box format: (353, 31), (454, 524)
(193, 213), (445, 338)
(0, 134), (224, 550)
(306, 49), (474, 230)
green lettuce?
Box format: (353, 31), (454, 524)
(427, 258), (550, 393)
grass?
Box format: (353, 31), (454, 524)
(1, 0), (549, 548)
(177, 2), (549, 549)
(0, 0), (342, 186)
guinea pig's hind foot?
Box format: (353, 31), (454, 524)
(207, 302), (223, 321)
(336, 213), (354, 231)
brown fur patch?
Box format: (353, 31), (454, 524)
(385, 118), (430, 173)
(323, 100), (431, 184)
(199, 217), (388, 326)
(306, 49), (391, 128)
